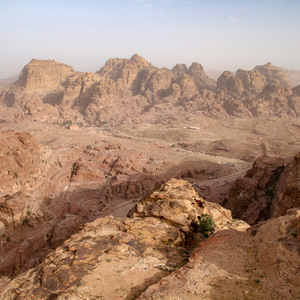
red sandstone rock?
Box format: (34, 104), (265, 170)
(226, 153), (300, 225)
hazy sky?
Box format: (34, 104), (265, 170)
(1, 0), (300, 78)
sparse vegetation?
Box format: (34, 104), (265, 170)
(70, 162), (79, 179)
(197, 214), (216, 238)
(65, 120), (73, 126)
(96, 121), (107, 127)
(13, 172), (19, 179)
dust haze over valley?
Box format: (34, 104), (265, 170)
(0, 1), (300, 299)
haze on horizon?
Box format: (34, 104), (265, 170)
(0, 0), (300, 78)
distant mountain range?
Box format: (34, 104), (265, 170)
(0, 75), (18, 88)
(0, 55), (300, 125)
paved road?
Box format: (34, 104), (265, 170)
(196, 171), (246, 187)
(102, 200), (136, 218)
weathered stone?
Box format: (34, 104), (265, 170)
(0, 179), (240, 299)
(227, 152), (300, 225)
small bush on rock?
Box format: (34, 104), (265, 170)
(197, 214), (215, 238)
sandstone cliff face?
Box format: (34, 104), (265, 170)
(172, 63), (188, 80)
(292, 84), (300, 96)
(17, 59), (76, 90)
(188, 62), (216, 90)
(226, 152), (300, 225)
(0, 130), (44, 196)
(270, 152), (300, 217)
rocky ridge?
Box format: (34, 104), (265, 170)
(1, 55), (300, 125)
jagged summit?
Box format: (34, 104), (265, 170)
(130, 53), (146, 62)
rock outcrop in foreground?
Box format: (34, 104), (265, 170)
(139, 208), (300, 300)
(0, 179), (247, 299)
(0, 179), (299, 299)
(1, 55), (300, 125)
(226, 152), (300, 225)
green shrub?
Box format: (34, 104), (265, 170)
(197, 214), (215, 238)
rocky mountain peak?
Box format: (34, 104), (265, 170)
(130, 53), (146, 62)
(0, 55), (299, 124)
(264, 62), (274, 67)
(97, 54), (154, 89)
(17, 59), (75, 90)
(188, 62), (216, 90)
(172, 64), (188, 80)
(254, 62), (291, 88)
(236, 68), (266, 93)
(188, 62), (204, 73)
(217, 70), (244, 94)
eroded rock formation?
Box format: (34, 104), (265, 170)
(0, 179), (298, 299)
(0, 179), (248, 299)
(226, 152), (300, 225)
(0, 130), (168, 277)
(1, 55), (299, 125)
(139, 208), (300, 300)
